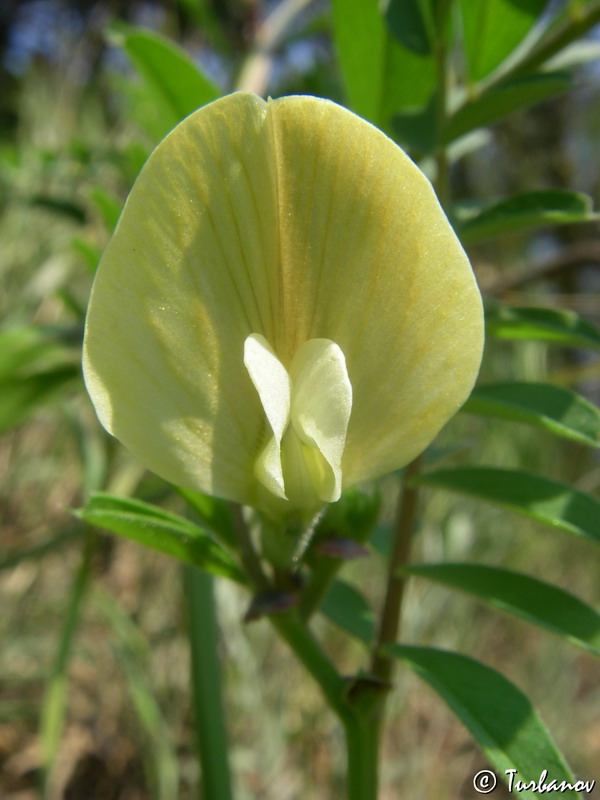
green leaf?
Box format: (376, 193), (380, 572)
(383, 0), (435, 55)
(459, 0), (549, 81)
(76, 493), (245, 582)
(485, 304), (600, 350)
(331, 0), (386, 122)
(387, 645), (583, 798)
(332, 0), (435, 126)
(405, 563), (600, 657)
(115, 24), (219, 138)
(462, 382), (600, 446)
(321, 580), (375, 645)
(177, 488), (237, 549)
(444, 72), (571, 142)
(459, 190), (596, 243)
(414, 467), (600, 545)
(380, 40), (436, 124)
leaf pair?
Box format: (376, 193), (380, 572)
(76, 493), (245, 583)
(384, 0), (547, 80)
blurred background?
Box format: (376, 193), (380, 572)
(1, 1), (600, 798)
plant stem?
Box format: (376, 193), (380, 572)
(268, 609), (349, 720)
(343, 714), (380, 800)
(370, 457), (422, 684)
(228, 502), (383, 798)
(269, 609), (382, 799)
(298, 554), (341, 621)
(184, 567), (233, 800)
(40, 529), (95, 800)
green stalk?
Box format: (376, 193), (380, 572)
(228, 505), (347, 716)
(268, 610), (349, 719)
(269, 610), (380, 799)
(232, 504), (382, 798)
(370, 457), (422, 684)
(230, 503), (379, 796)
(40, 530), (94, 800)
(183, 567), (233, 800)
(343, 715), (380, 800)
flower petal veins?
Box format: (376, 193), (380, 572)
(82, 91), (484, 517)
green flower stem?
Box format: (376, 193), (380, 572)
(231, 505), (381, 798)
(184, 567), (233, 800)
(268, 609), (380, 799)
(342, 714), (381, 800)
(268, 610), (349, 719)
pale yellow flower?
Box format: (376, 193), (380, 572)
(83, 91), (483, 520)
